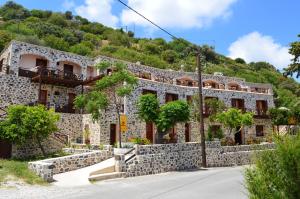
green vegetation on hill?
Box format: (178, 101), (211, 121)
(0, 1), (300, 109)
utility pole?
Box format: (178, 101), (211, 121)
(196, 49), (207, 168)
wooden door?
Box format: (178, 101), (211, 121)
(39, 90), (47, 106)
(68, 93), (76, 113)
(185, 123), (190, 142)
(0, 139), (12, 159)
(110, 124), (117, 145)
(146, 122), (154, 143)
(64, 64), (73, 78)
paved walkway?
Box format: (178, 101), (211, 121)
(0, 166), (248, 199)
(52, 157), (115, 187)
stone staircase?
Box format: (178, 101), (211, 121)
(87, 148), (135, 182)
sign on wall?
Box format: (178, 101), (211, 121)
(120, 114), (127, 133)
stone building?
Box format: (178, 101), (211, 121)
(0, 41), (274, 151)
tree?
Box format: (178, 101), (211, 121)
(64, 11), (73, 20)
(284, 34), (300, 77)
(43, 35), (70, 51)
(70, 43), (92, 56)
(191, 96), (226, 122)
(137, 94), (159, 123)
(137, 95), (190, 143)
(161, 50), (178, 64)
(48, 13), (68, 27)
(215, 108), (253, 137)
(0, 30), (13, 52)
(75, 61), (138, 147)
(235, 58), (246, 64)
(0, 1), (31, 20)
(245, 134), (300, 199)
(0, 105), (60, 156)
(268, 107), (298, 133)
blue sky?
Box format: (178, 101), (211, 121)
(1, 0), (299, 72)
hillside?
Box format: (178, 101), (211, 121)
(0, 1), (299, 109)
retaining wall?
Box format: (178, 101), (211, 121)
(116, 142), (275, 177)
(28, 146), (113, 182)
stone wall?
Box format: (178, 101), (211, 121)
(28, 146), (113, 181)
(11, 136), (65, 159)
(116, 142), (275, 177)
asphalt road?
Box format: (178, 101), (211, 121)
(0, 166), (248, 199)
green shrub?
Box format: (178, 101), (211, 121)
(44, 35), (69, 51)
(245, 134), (300, 199)
(70, 43), (92, 56)
(129, 137), (151, 145)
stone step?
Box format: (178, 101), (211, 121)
(89, 165), (115, 176)
(89, 172), (125, 182)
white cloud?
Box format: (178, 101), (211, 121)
(228, 32), (292, 69)
(62, 0), (75, 11)
(75, 0), (119, 27)
(121, 0), (237, 29)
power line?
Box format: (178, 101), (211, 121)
(117, 0), (178, 40)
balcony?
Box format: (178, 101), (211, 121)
(19, 67), (84, 88)
(255, 109), (269, 119)
(27, 101), (77, 114)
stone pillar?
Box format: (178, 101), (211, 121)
(157, 90), (165, 105)
(81, 65), (87, 79)
(48, 60), (56, 69)
(115, 154), (125, 172)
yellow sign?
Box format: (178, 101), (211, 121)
(120, 114), (127, 133)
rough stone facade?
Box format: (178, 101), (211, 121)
(0, 41), (275, 148)
(115, 142), (275, 177)
(11, 136), (65, 159)
(28, 146), (113, 181)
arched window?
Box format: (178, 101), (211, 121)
(227, 82), (241, 91)
(203, 80), (219, 89)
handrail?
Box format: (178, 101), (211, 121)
(124, 147), (135, 156)
(124, 147), (136, 163)
(52, 132), (69, 145)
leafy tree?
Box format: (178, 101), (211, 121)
(0, 1), (31, 20)
(30, 9), (52, 18)
(156, 100), (190, 135)
(127, 31), (134, 38)
(44, 35), (69, 51)
(284, 34), (300, 77)
(268, 107), (297, 133)
(137, 94), (159, 123)
(137, 95), (190, 143)
(235, 58), (246, 64)
(64, 11), (73, 20)
(245, 134), (300, 199)
(48, 13), (68, 27)
(161, 50), (178, 64)
(215, 108), (253, 137)
(0, 30), (13, 52)
(75, 61), (138, 147)
(70, 43), (92, 56)
(0, 105), (60, 156)
(191, 96), (226, 122)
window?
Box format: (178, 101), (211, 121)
(231, 98), (245, 111)
(142, 89), (157, 96)
(256, 100), (268, 115)
(256, 125), (264, 137)
(36, 59), (47, 68)
(186, 95), (193, 104)
(165, 93), (178, 103)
